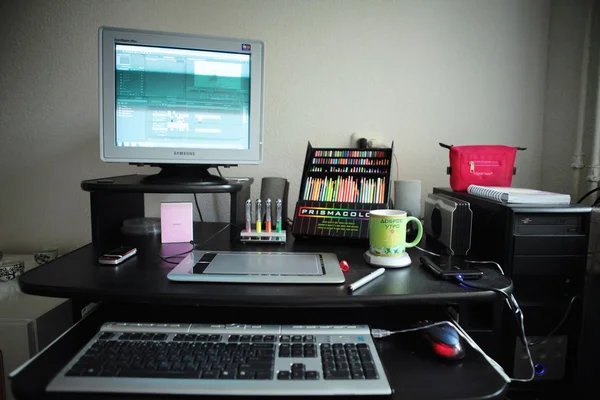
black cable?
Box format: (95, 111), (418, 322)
(193, 193), (203, 222)
(158, 241), (195, 264)
(216, 167), (223, 177)
(456, 279), (513, 306)
(527, 296), (578, 346)
(577, 186), (600, 203)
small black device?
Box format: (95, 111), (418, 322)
(423, 193), (472, 256)
(420, 256), (483, 280)
(98, 246), (137, 265)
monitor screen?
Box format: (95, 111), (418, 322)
(99, 27), (263, 168)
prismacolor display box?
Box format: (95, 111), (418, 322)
(292, 142), (392, 239)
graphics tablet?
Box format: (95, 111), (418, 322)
(167, 251), (345, 284)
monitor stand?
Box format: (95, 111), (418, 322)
(141, 165), (228, 186)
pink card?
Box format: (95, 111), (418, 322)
(161, 202), (193, 243)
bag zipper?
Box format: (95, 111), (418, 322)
(469, 160), (500, 173)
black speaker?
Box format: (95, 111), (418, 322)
(260, 177), (289, 223)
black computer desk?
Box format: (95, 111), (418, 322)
(11, 223), (512, 400)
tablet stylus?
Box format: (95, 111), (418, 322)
(348, 268), (385, 292)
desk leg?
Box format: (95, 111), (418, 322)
(230, 187), (249, 241)
(90, 192), (145, 253)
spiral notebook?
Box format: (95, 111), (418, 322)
(467, 185), (571, 204)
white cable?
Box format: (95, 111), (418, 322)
(510, 311), (536, 382)
(464, 259), (505, 276)
(404, 254), (535, 381)
(372, 316), (535, 383)
(414, 247), (506, 277)
(415, 245), (440, 257)
(446, 318), (512, 383)
(371, 321), (450, 338)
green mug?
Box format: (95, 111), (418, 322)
(368, 210), (423, 256)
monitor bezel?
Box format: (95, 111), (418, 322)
(99, 26), (264, 165)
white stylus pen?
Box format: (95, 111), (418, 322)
(347, 268), (385, 293)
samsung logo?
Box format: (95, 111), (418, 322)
(174, 151), (195, 156)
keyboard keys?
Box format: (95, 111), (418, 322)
(305, 371), (319, 380)
(255, 371), (272, 380)
(324, 370), (351, 380)
(351, 370), (365, 379)
(80, 367), (101, 376)
(277, 371), (291, 380)
(238, 370), (254, 379)
(219, 370), (236, 379)
(280, 335), (291, 342)
(240, 335), (251, 342)
(200, 370), (219, 379)
(208, 334), (222, 342)
(292, 370), (305, 380)
(120, 369), (199, 379)
(291, 335), (303, 343)
(228, 335), (240, 342)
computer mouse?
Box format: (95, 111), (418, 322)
(421, 324), (465, 361)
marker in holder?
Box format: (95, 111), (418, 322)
(240, 198), (286, 244)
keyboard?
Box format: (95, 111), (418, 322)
(47, 323), (392, 396)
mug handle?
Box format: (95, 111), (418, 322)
(405, 216), (423, 248)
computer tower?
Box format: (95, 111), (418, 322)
(433, 188), (591, 398)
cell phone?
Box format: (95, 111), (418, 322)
(420, 256), (483, 280)
(98, 246), (137, 265)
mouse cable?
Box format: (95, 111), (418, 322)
(372, 319), (512, 384)
(526, 295), (578, 346)
(455, 277), (535, 382)
(193, 194), (204, 222)
(371, 320), (451, 339)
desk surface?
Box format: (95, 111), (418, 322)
(18, 223), (511, 307)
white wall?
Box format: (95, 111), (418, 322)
(0, 0), (550, 253)
(540, 0), (591, 199)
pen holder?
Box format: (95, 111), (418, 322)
(240, 230), (287, 244)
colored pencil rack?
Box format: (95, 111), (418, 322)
(292, 142), (393, 240)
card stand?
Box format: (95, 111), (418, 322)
(240, 230), (287, 244)
(292, 142), (393, 240)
